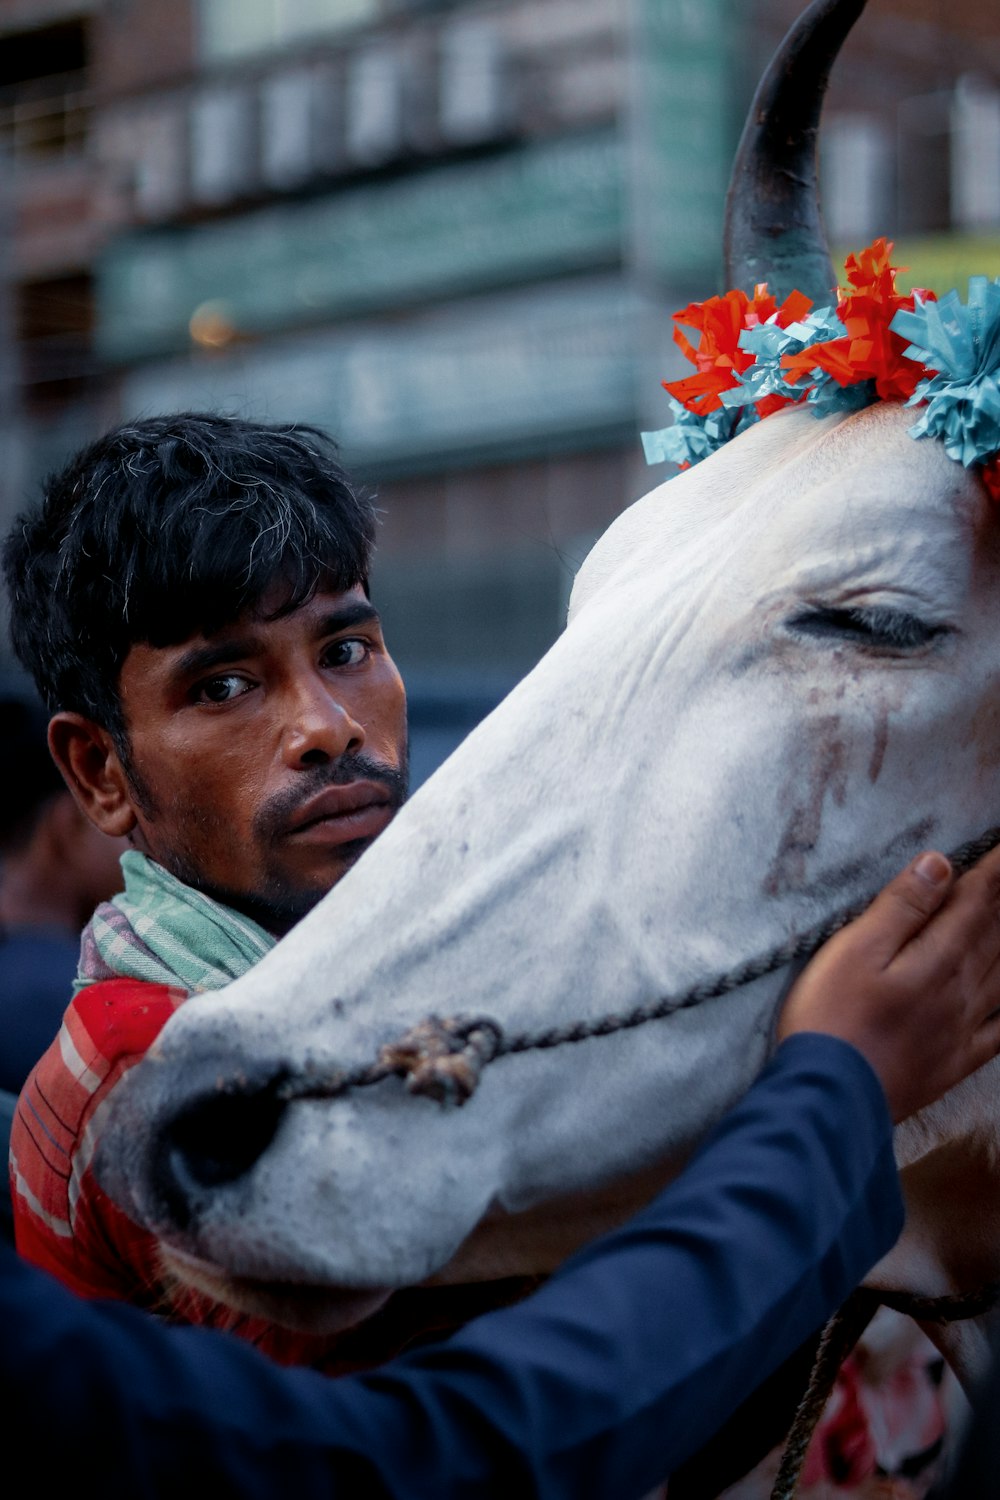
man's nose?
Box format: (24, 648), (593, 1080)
(281, 678), (365, 767)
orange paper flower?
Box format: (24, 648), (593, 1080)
(643, 239), (998, 482)
(781, 238), (935, 400)
(666, 285), (812, 416)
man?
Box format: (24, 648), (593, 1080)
(5, 846), (1000, 1499)
(0, 693), (125, 1096)
(4, 413), (411, 1364)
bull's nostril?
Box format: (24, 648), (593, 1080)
(170, 1090), (286, 1186)
(154, 1075), (288, 1227)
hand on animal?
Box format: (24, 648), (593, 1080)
(777, 848), (1000, 1122)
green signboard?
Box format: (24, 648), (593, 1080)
(119, 277), (640, 473)
(98, 132), (625, 360)
(631, 0), (739, 285)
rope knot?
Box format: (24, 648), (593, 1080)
(376, 1014), (504, 1107)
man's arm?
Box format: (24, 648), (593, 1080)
(1, 1034), (897, 1500)
(332, 1031), (900, 1499)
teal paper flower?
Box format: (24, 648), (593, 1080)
(891, 280), (1000, 468)
(642, 396), (757, 469)
(724, 307), (844, 409)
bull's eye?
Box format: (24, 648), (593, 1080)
(788, 606), (947, 651)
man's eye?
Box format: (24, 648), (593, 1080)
(787, 606), (948, 652)
(326, 639), (369, 667)
(196, 674), (252, 704)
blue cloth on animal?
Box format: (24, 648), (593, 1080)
(1, 1032), (902, 1499)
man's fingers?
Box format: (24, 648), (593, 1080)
(781, 847), (1000, 1118)
(897, 843), (1000, 1000)
(927, 844), (1000, 989)
(859, 851), (955, 965)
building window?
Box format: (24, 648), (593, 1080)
(951, 75), (1000, 231)
(0, 19), (90, 165)
(896, 91), (953, 236)
(16, 274), (95, 405)
(439, 19), (506, 146)
(199, 0), (379, 61)
(821, 114), (892, 246)
(190, 85), (257, 204)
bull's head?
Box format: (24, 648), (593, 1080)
(95, 0), (1000, 1382)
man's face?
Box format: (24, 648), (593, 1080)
(115, 586), (408, 934)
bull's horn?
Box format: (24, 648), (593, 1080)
(723, 0), (868, 303)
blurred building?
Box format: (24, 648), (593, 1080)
(0, 0), (998, 767)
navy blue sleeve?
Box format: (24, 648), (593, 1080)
(0, 1033), (902, 1500)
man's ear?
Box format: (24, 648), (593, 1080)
(47, 712), (138, 838)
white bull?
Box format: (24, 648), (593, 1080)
(97, 395), (1000, 1380)
(95, 0), (1000, 1401)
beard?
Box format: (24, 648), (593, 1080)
(147, 747), (409, 936)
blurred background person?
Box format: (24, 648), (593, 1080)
(0, 692), (125, 1096)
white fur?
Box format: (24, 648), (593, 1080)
(100, 403), (1000, 1341)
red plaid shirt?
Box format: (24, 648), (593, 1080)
(9, 977), (342, 1365)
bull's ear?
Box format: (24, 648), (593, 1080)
(47, 712), (138, 839)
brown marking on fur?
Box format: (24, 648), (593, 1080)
(869, 702), (890, 783)
(765, 715), (849, 897)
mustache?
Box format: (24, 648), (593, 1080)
(253, 753), (409, 842)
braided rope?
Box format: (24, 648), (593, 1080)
(876, 1281), (1000, 1323)
(765, 1280), (1000, 1500)
(277, 821), (1000, 1106)
(769, 1289), (881, 1500)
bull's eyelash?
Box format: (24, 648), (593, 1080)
(787, 605), (948, 651)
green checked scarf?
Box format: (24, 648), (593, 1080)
(75, 850), (276, 996)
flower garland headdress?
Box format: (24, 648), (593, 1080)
(642, 238), (1000, 503)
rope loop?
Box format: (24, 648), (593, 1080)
(375, 1014), (504, 1108)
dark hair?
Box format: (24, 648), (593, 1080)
(0, 695), (66, 853)
(3, 413), (376, 750)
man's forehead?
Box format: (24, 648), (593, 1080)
(253, 579), (371, 625)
